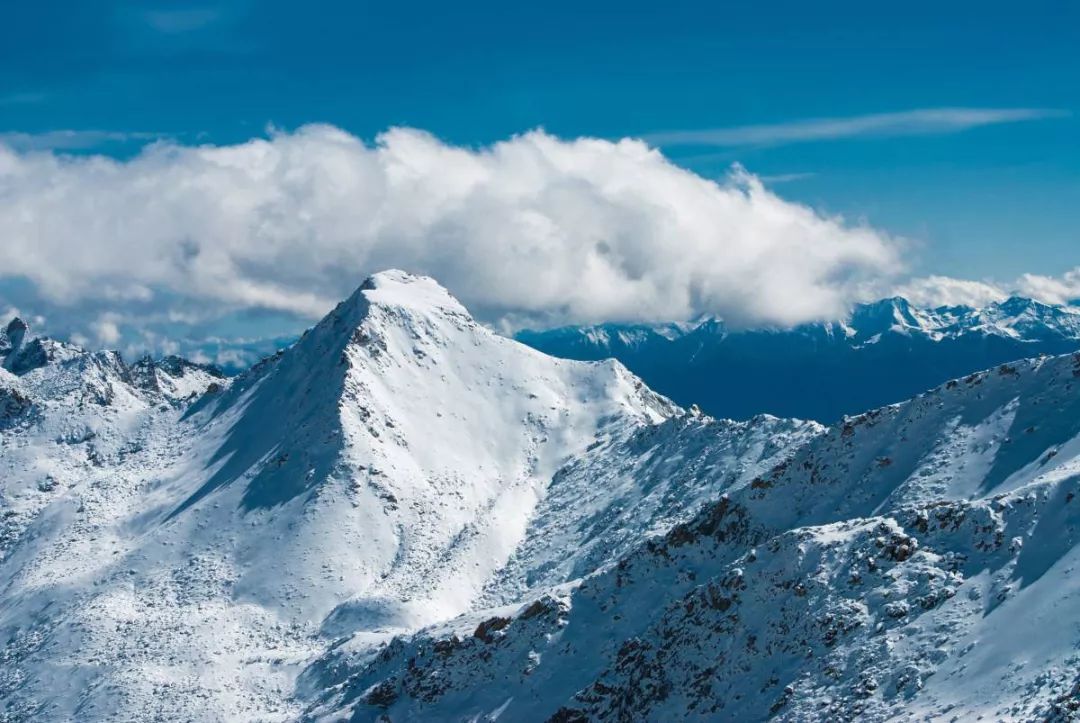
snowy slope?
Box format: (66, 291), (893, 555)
(306, 352), (1080, 722)
(0, 272), (817, 721)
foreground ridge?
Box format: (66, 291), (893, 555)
(306, 352), (1080, 722)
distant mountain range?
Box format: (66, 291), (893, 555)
(517, 296), (1080, 422)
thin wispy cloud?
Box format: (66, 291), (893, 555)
(646, 107), (1070, 148)
(0, 91), (47, 106)
(759, 172), (817, 184)
(0, 130), (162, 152)
(141, 8), (223, 34)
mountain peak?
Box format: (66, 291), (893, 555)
(992, 294), (1068, 316)
(325, 270), (472, 334)
(858, 295), (914, 314)
(361, 269), (467, 312)
(848, 295), (925, 337)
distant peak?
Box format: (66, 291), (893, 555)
(848, 296), (924, 336)
(5, 317), (28, 337)
(994, 295), (1044, 312)
(861, 296), (913, 312)
(2, 317), (29, 358)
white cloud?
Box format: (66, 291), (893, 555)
(888, 268), (1080, 309)
(890, 275), (1008, 308)
(646, 108), (1068, 148)
(1014, 268), (1080, 305)
(91, 316), (123, 346)
(758, 172), (817, 184)
(0, 125), (907, 337)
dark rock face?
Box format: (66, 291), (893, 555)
(0, 383), (34, 429)
(3, 318), (28, 350)
(129, 354), (225, 395)
(1, 318), (30, 371)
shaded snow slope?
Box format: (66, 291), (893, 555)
(307, 352), (1080, 722)
(0, 271), (817, 721)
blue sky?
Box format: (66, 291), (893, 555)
(3, 0), (1077, 277)
(1, 0), (1078, 360)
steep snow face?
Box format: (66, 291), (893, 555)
(476, 411), (821, 609)
(159, 270), (681, 628)
(310, 352), (1080, 722)
(0, 271), (819, 721)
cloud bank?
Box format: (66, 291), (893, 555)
(0, 124), (1075, 361)
(0, 125), (905, 338)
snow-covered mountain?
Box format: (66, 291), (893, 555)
(517, 296), (1080, 423)
(3, 273), (1080, 721)
(304, 351), (1080, 722)
(0, 272), (816, 720)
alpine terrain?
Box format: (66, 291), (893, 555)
(1, 271), (1079, 721)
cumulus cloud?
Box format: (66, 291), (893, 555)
(3, 124), (1075, 360)
(1014, 268), (1080, 305)
(890, 275), (1009, 308)
(889, 268), (1080, 309)
(0, 125), (907, 343)
(91, 316), (123, 346)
